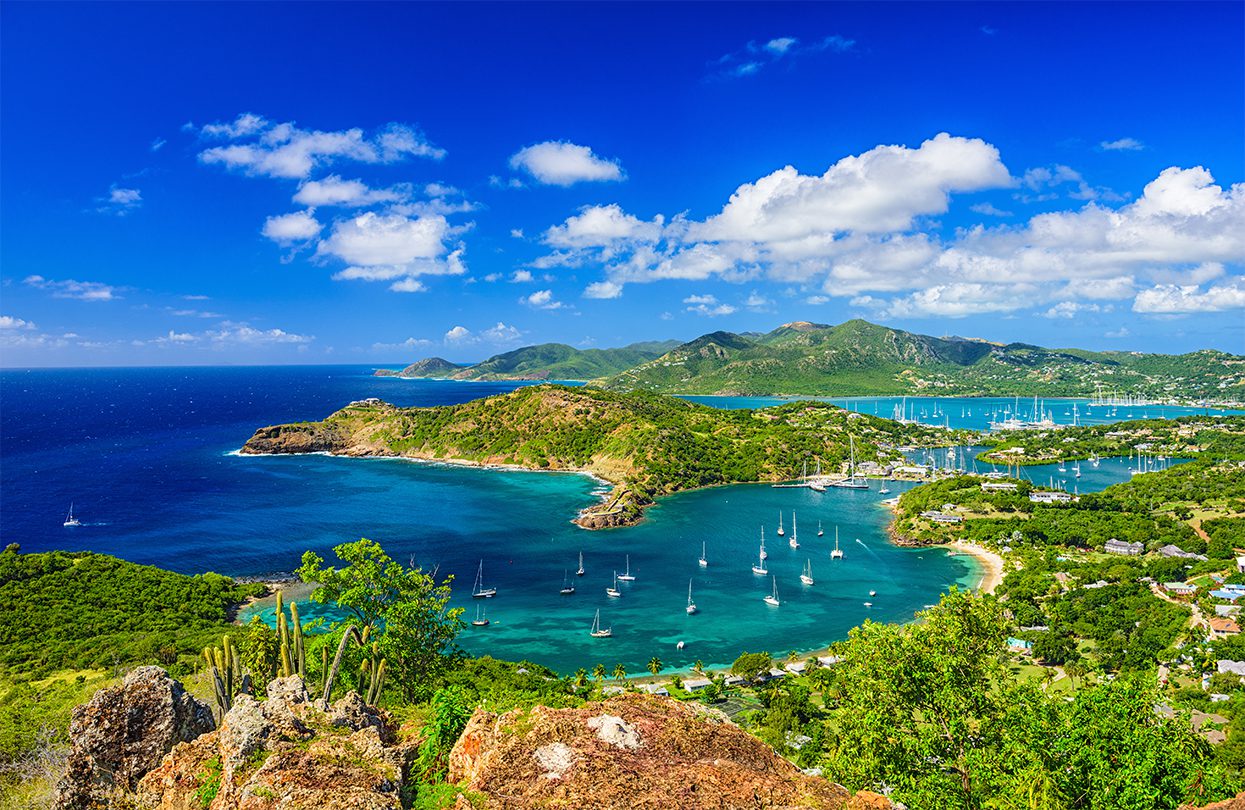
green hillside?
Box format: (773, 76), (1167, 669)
(599, 320), (1244, 399)
(375, 341), (680, 381)
(242, 384), (962, 527)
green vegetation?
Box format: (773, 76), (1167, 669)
(376, 340), (680, 381)
(244, 384), (969, 526)
(981, 414), (1245, 465)
(599, 319), (1245, 398)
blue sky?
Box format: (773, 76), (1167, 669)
(2, 1), (1242, 367)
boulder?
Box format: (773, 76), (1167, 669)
(55, 666), (215, 809)
(448, 692), (867, 809)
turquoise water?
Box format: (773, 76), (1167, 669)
(234, 457), (962, 675)
(911, 445), (1186, 493)
(684, 394), (1243, 432)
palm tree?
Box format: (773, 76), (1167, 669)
(573, 668), (588, 689)
(647, 656), (662, 676)
(693, 659), (705, 674)
(613, 663), (627, 682)
(592, 663), (606, 682)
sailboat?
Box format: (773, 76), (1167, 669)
(472, 560), (497, 598)
(618, 554), (636, 582)
(63, 503), (81, 527)
(589, 609), (613, 638)
(832, 435), (870, 489)
(817, 520), (824, 537)
(788, 512), (800, 549)
(471, 604), (489, 627)
(751, 547), (768, 575)
(698, 541), (708, 568)
(763, 575), (780, 606)
(576, 551), (585, 576)
(759, 526), (768, 560)
(686, 579), (698, 615)
(879, 480), (891, 495)
(560, 571), (576, 595)
(800, 559), (815, 586)
(777, 511), (785, 537)
(1073, 461), (1082, 479)
(830, 526), (844, 559)
(606, 571), (622, 598)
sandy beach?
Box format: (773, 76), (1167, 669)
(949, 540), (1005, 594)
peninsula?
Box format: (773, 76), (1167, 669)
(241, 384), (963, 527)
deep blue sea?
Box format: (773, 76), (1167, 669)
(2, 366), (1227, 674)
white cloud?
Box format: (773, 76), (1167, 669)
(684, 294), (737, 316)
(150, 137), (167, 152)
(1105, 326), (1131, 338)
(389, 278), (427, 293)
(482, 322), (523, 342)
(208, 324), (313, 345)
(169, 308), (224, 318)
(0, 315), (35, 330)
(1100, 137), (1145, 152)
(97, 184), (142, 215)
(510, 228), (525, 239)
(543, 204), (663, 249)
(317, 213), (466, 287)
(1132, 279), (1245, 313)
(445, 325), (473, 344)
(154, 330), (198, 345)
(584, 280), (623, 299)
(262, 210), (322, 244)
(24, 275), (119, 301)
(509, 141), (624, 186)
(715, 34), (856, 78)
(522, 289), (564, 310)
(970, 202), (1012, 217)
(196, 114), (443, 179)
(292, 175), (403, 207)
(510, 270), (534, 283)
(372, 336), (433, 352)
(745, 290), (774, 311)
(1041, 301), (1108, 319)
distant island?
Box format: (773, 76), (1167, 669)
(241, 385), (962, 528)
(377, 319), (1244, 401)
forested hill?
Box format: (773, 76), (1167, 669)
(597, 319), (1245, 399)
(375, 340), (680, 381)
(241, 384), (962, 527)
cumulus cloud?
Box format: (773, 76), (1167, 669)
(684, 294), (737, 316)
(509, 141), (624, 186)
(262, 210), (322, 244)
(1041, 301), (1108, 319)
(292, 175), (404, 207)
(1100, 137), (1145, 152)
(196, 113), (444, 179)
(96, 184), (142, 215)
(389, 278), (427, 293)
(24, 275), (119, 301)
(521, 289), (564, 310)
(510, 270), (534, 283)
(0, 315), (36, 330)
(530, 134), (1244, 319)
(1132, 279), (1245, 313)
(445, 325), (473, 343)
(317, 213), (467, 289)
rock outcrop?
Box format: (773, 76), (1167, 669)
(240, 421), (351, 455)
(56, 665), (216, 809)
(448, 692), (884, 809)
(138, 676), (407, 809)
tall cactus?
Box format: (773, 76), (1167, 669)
(358, 641), (387, 706)
(273, 591), (305, 680)
(204, 635), (238, 718)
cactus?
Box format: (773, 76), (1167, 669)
(272, 591), (305, 680)
(366, 659), (387, 706)
(204, 635), (238, 718)
(290, 600), (305, 678)
(320, 646), (329, 694)
(322, 625), (363, 705)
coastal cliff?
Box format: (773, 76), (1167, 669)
(240, 385), (956, 529)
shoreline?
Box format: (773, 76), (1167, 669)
(947, 540), (1005, 595)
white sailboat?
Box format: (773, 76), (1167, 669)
(472, 560), (497, 598)
(590, 609), (613, 638)
(879, 482), (891, 495)
(830, 526), (844, 559)
(618, 554), (636, 582)
(698, 541), (708, 568)
(576, 551), (585, 576)
(777, 511), (785, 537)
(763, 575), (780, 606)
(800, 559), (815, 586)
(789, 511), (799, 549)
(759, 526), (768, 560)
(817, 520), (824, 537)
(751, 548), (768, 576)
(832, 435), (870, 489)
(560, 571), (576, 595)
(686, 579), (698, 615)
(63, 503), (81, 527)
(471, 604), (489, 627)
(606, 571), (622, 598)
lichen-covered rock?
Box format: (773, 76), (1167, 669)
(137, 678), (407, 810)
(447, 692), (863, 809)
(55, 666), (215, 809)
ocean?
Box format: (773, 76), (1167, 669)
(1, 366), (1221, 673)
